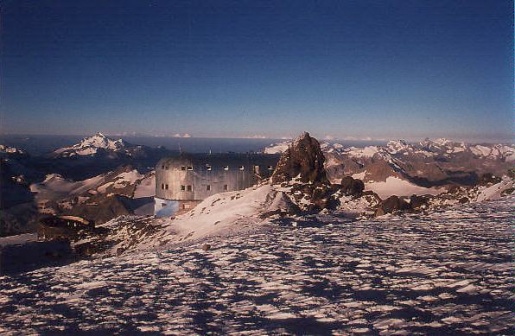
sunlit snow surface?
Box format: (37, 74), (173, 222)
(1, 197), (514, 335)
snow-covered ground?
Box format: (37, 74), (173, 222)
(1, 196), (513, 335)
(366, 176), (444, 199)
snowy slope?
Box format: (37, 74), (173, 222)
(30, 168), (152, 217)
(366, 176), (444, 199)
(475, 177), (514, 202)
(0, 195), (513, 335)
(163, 184), (274, 241)
(133, 172), (155, 198)
(30, 169), (147, 202)
(30, 174), (105, 201)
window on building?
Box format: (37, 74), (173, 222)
(181, 166), (186, 171)
(165, 184), (169, 190)
(161, 165), (165, 169)
(223, 184), (228, 191)
(206, 185), (211, 191)
(187, 166), (193, 171)
(181, 185), (186, 191)
(161, 183), (165, 189)
(187, 185), (192, 191)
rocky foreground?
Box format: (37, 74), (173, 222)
(1, 196), (513, 335)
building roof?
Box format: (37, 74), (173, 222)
(156, 153), (279, 169)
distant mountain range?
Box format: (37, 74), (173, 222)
(51, 132), (154, 159)
(266, 138), (514, 195)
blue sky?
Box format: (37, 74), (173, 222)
(2, 0), (513, 141)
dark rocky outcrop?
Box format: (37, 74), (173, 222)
(374, 195), (411, 216)
(271, 132), (329, 184)
(478, 173), (502, 186)
(374, 194), (432, 216)
(409, 194), (430, 210)
(340, 176), (365, 197)
(290, 183), (342, 212)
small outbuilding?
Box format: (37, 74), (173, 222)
(37, 215), (95, 241)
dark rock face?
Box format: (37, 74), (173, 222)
(65, 195), (132, 224)
(271, 132), (328, 184)
(478, 173), (502, 186)
(340, 176), (365, 197)
(409, 195), (430, 210)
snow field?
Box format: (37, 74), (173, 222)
(0, 196), (513, 335)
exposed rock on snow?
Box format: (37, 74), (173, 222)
(374, 195), (411, 216)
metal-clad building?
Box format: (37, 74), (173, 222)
(154, 153), (279, 217)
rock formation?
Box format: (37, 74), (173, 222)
(374, 195), (411, 216)
(271, 132), (328, 184)
(339, 176), (365, 197)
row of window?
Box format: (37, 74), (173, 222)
(160, 184), (229, 191)
(160, 164), (274, 171)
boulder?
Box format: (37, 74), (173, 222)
(289, 183), (340, 213)
(340, 176), (365, 197)
(409, 194), (430, 210)
(263, 191), (301, 217)
(375, 195), (411, 216)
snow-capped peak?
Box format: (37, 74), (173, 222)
(78, 133), (125, 151)
(433, 138), (451, 146)
(386, 140), (411, 154)
(53, 133), (127, 157)
(264, 141), (290, 154)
